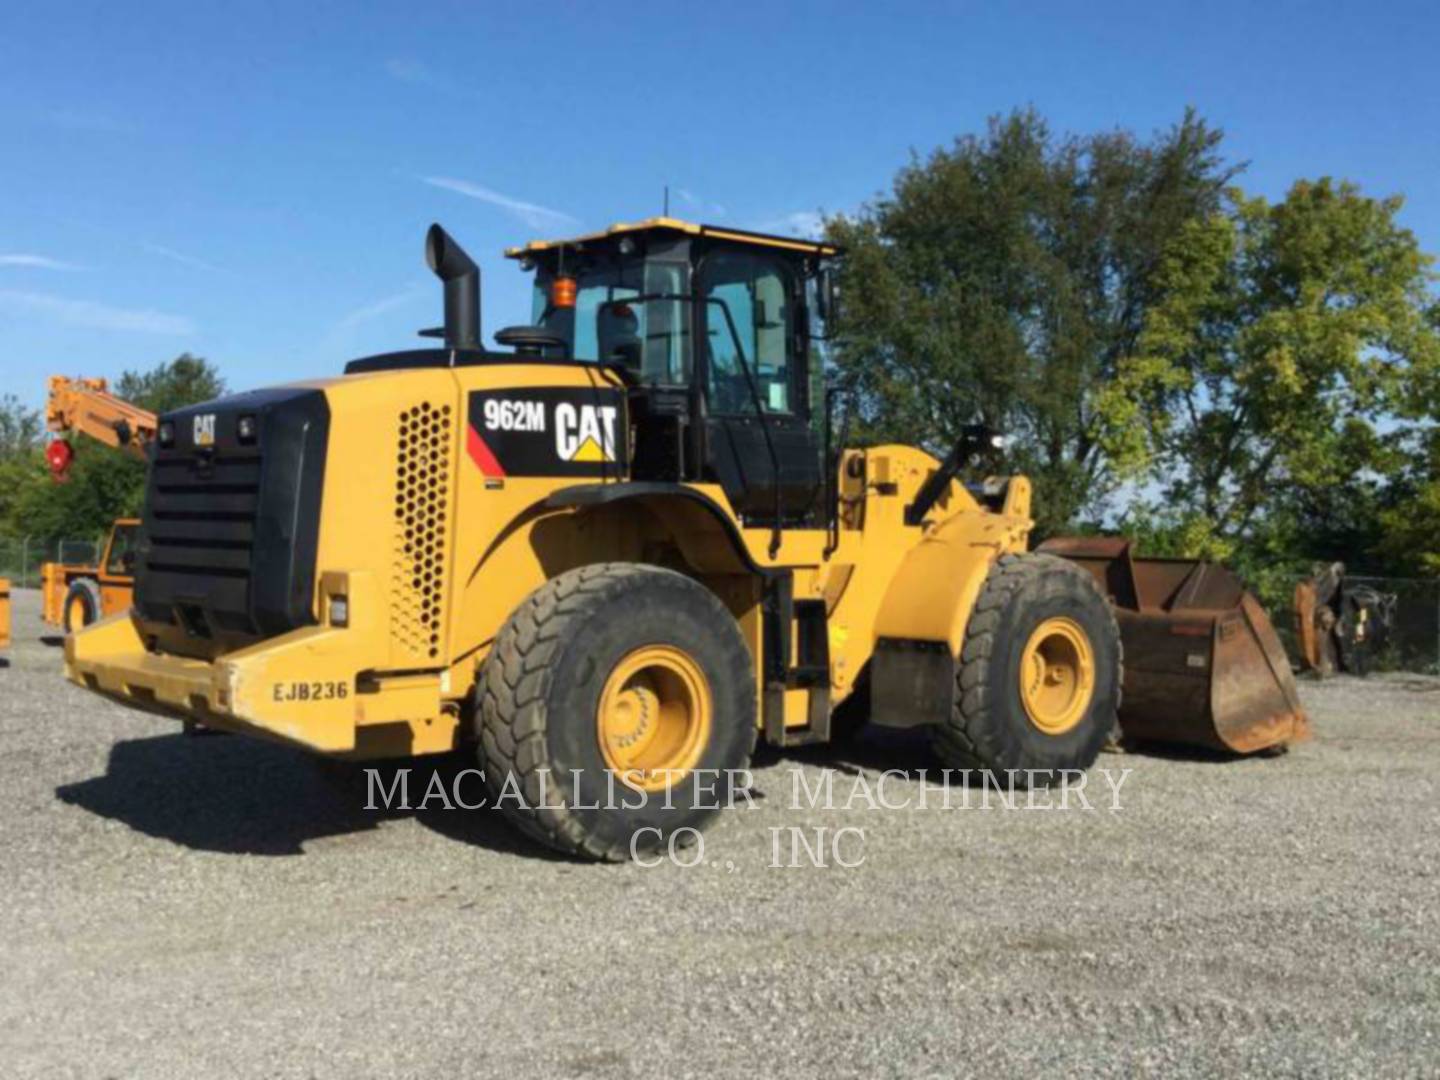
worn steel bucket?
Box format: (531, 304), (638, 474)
(1039, 537), (1309, 754)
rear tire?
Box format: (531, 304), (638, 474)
(933, 553), (1121, 781)
(475, 563), (757, 861)
(63, 578), (102, 633)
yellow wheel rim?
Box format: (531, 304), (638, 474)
(1018, 616), (1095, 735)
(596, 645), (712, 792)
(67, 594), (87, 629)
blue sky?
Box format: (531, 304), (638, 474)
(3, 0), (1438, 411)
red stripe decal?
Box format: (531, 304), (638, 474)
(466, 424), (506, 478)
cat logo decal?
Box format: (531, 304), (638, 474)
(467, 388), (626, 478)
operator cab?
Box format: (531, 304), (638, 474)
(504, 218), (840, 528)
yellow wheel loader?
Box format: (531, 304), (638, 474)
(64, 219), (1299, 860)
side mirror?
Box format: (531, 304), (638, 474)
(819, 267), (841, 326)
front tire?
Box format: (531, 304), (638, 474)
(63, 578), (102, 633)
(933, 553), (1121, 780)
(475, 563), (757, 861)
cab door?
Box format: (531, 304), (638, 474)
(697, 248), (821, 526)
(98, 520), (139, 615)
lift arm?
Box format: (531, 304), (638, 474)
(44, 376), (158, 479)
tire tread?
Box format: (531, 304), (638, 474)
(476, 562), (755, 861)
(934, 553), (1123, 775)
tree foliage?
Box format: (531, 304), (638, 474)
(115, 353), (226, 416)
(1104, 180), (1440, 573)
(1376, 429), (1440, 575)
(0, 395), (44, 539)
(826, 108), (1234, 536)
(828, 110), (1440, 584)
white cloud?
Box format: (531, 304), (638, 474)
(333, 285), (425, 330)
(383, 58), (485, 100)
(143, 243), (221, 273)
(0, 254), (84, 270)
(384, 58), (437, 86)
(420, 175), (579, 231)
(0, 289), (194, 334)
(319, 283), (430, 356)
(674, 187), (727, 218)
(44, 108), (135, 135)
(753, 210), (826, 238)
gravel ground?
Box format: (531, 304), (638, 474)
(2, 585), (1438, 1078)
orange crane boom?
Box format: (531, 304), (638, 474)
(44, 376), (157, 479)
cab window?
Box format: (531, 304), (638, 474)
(531, 266), (636, 362)
(701, 251), (795, 416)
(105, 525), (138, 576)
(532, 261), (691, 385)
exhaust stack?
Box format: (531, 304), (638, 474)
(425, 223), (481, 350)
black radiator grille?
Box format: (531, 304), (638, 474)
(144, 455), (262, 627)
(134, 386), (329, 649)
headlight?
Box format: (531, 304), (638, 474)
(158, 420), (175, 448)
(237, 415), (257, 443)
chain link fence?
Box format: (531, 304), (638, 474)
(0, 536), (42, 587)
(0, 535), (107, 588)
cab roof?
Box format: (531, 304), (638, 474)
(503, 216), (839, 259)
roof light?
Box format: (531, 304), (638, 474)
(552, 276), (578, 309)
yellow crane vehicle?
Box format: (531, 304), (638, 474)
(41, 519), (141, 631)
(64, 220), (1304, 860)
(44, 375), (157, 474)
(41, 376), (155, 630)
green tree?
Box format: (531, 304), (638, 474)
(8, 451), (147, 552)
(0, 394), (42, 456)
(826, 108), (1234, 536)
(1104, 179), (1440, 571)
(2, 355), (226, 551)
(0, 396), (44, 540)
(1376, 429), (1440, 575)
(115, 353), (225, 414)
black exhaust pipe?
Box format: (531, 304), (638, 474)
(425, 223), (481, 350)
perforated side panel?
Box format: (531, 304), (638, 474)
(390, 401), (453, 662)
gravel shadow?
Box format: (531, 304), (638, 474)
(55, 733), (574, 861)
(777, 719), (1261, 779)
